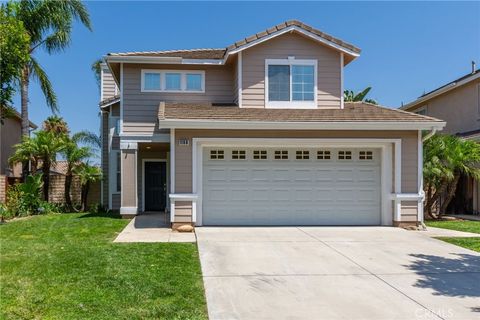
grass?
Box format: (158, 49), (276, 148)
(425, 219), (480, 253)
(0, 213), (207, 320)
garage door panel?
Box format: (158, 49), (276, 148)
(202, 147), (381, 226)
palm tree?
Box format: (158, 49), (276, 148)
(344, 87), (378, 105)
(43, 115), (69, 135)
(75, 163), (101, 211)
(13, 0), (92, 137)
(62, 141), (92, 211)
(423, 134), (480, 218)
(10, 130), (65, 201)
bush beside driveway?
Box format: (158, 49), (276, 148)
(0, 213), (207, 320)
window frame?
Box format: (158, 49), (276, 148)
(141, 69), (205, 93)
(265, 58), (317, 109)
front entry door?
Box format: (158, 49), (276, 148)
(144, 161), (166, 211)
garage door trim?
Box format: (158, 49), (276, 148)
(192, 138), (402, 226)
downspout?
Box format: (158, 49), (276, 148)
(422, 128), (437, 142)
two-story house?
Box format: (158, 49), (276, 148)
(99, 20), (444, 228)
(401, 67), (480, 215)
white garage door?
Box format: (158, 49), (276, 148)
(202, 147), (381, 226)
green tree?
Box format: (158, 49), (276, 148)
(75, 163), (101, 211)
(91, 58), (102, 89)
(0, 2), (30, 115)
(10, 130), (65, 201)
(11, 0), (92, 137)
(62, 132), (94, 211)
(423, 134), (480, 218)
(344, 87), (378, 105)
(43, 115), (69, 135)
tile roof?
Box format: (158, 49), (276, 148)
(107, 49), (226, 59)
(107, 20), (360, 59)
(420, 69), (480, 98)
(226, 20), (361, 54)
(159, 102), (443, 123)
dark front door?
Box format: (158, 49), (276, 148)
(144, 161), (166, 211)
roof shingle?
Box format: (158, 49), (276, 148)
(159, 102), (443, 123)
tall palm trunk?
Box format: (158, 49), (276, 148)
(65, 169), (73, 210)
(439, 173), (461, 215)
(42, 158), (51, 201)
(21, 66), (30, 180)
(80, 181), (90, 212)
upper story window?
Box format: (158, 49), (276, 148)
(415, 106), (427, 116)
(265, 58), (317, 108)
(141, 70), (205, 93)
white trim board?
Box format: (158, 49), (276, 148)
(141, 159), (168, 212)
(191, 138), (402, 227)
(159, 119), (446, 131)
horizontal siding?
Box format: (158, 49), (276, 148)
(241, 32), (342, 109)
(123, 64), (235, 135)
(112, 194), (121, 210)
(175, 130), (419, 195)
(102, 67), (118, 100)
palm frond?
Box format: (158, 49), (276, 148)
(72, 130), (101, 149)
(29, 57), (57, 112)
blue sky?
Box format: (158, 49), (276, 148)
(14, 1), (480, 135)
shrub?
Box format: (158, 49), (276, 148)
(5, 174), (44, 217)
(5, 184), (23, 217)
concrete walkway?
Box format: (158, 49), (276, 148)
(114, 213), (196, 243)
(197, 227), (480, 320)
(420, 226), (479, 238)
(445, 215), (480, 221)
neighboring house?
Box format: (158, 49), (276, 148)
(0, 110), (37, 203)
(99, 20), (444, 228)
(401, 68), (480, 214)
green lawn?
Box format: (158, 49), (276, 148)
(426, 219), (480, 253)
(0, 213), (207, 320)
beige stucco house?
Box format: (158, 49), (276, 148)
(99, 20), (445, 228)
(401, 68), (480, 214)
(0, 110), (37, 203)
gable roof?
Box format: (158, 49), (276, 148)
(401, 69), (480, 111)
(6, 107), (38, 129)
(158, 102), (445, 131)
(106, 20), (360, 64)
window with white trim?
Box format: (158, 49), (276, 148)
(296, 150), (310, 160)
(253, 150), (267, 160)
(359, 151), (373, 160)
(232, 150), (246, 160)
(210, 150), (224, 160)
(141, 70), (205, 92)
(274, 150), (288, 160)
(338, 150), (352, 160)
(265, 58), (317, 108)
(317, 150), (331, 160)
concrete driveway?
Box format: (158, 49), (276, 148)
(196, 227), (480, 320)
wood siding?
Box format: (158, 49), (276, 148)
(101, 111), (109, 207)
(123, 64), (235, 135)
(102, 67), (118, 100)
(241, 32), (342, 109)
(400, 200), (419, 222)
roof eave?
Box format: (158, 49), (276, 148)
(159, 119), (446, 131)
(225, 25), (360, 63)
(401, 71), (480, 111)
